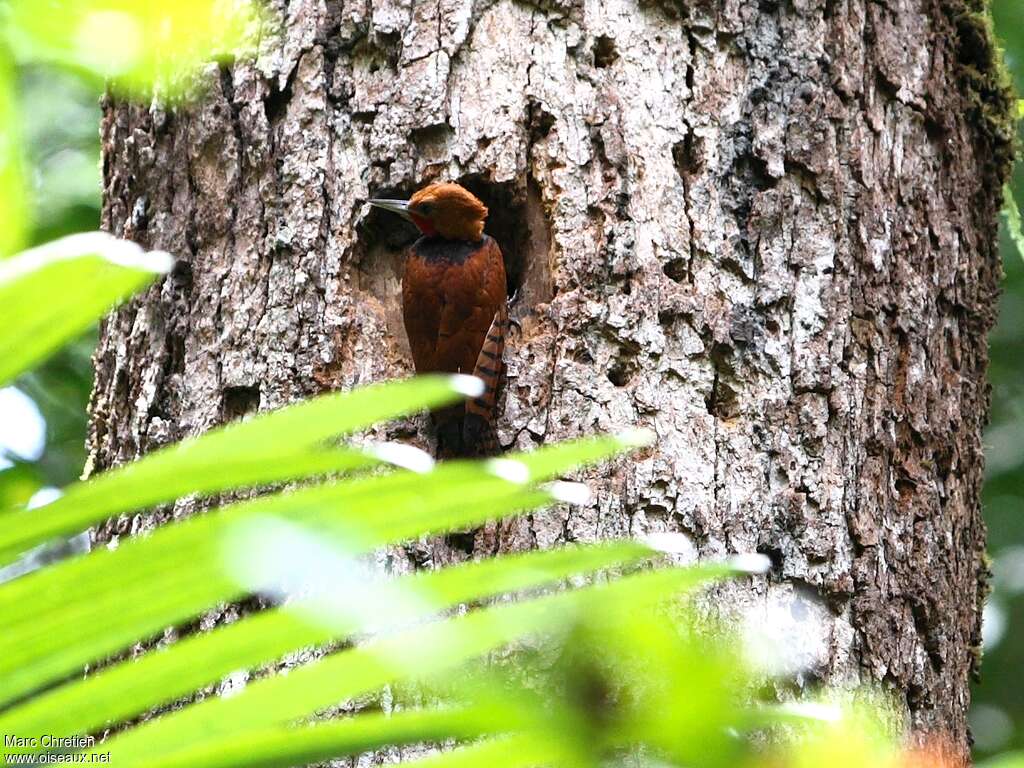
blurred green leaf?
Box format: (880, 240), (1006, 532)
(0, 48), (29, 256)
(0, 374), (484, 562)
(980, 753), (1024, 768)
(13, 334), (96, 488)
(4, 0), (269, 98)
(0, 462), (42, 510)
(1004, 185), (1024, 262)
(130, 707), (506, 768)
(981, 3), (1024, 760)
(399, 736), (561, 768)
(0, 232), (170, 388)
(593, 609), (745, 766)
(764, 701), (903, 768)
(0, 542), (654, 741)
(93, 569), (700, 765)
(0, 434), (641, 706)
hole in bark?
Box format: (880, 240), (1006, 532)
(733, 152), (773, 192)
(935, 447), (954, 477)
(223, 385), (260, 421)
(606, 348), (638, 387)
(166, 332), (186, 376)
(114, 368), (129, 406)
(895, 472), (916, 501)
(410, 123), (454, 162)
(170, 259), (192, 289)
(725, 135), (776, 262)
(355, 175), (554, 368)
(756, 544), (784, 573)
(706, 342), (740, 419)
(639, 0), (685, 20)
(527, 98), (556, 141)
(458, 174), (553, 313)
(923, 115), (947, 144)
(672, 134), (704, 175)
(592, 35), (619, 67)
(642, 503), (672, 524)
(607, 363), (629, 387)
(663, 257), (688, 283)
(716, 31), (739, 50)
(446, 530), (476, 556)
(571, 344), (595, 365)
(955, 12), (996, 72)
(706, 378), (739, 419)
(264, 78), (293, 125)
(910, 600), (943, 671)
(873, 68), (899, 101)
(373, 29), (401, 54)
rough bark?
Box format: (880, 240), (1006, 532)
(88, 0), (1013, 753)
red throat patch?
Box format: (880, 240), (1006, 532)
(410, 213), (437, 236)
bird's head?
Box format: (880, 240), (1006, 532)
(369, 182), (488, 241)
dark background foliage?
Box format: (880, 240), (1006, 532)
(1, 65), (98, 508)
(971, 0), (1024, 757)
(1, 8), (1022, 757)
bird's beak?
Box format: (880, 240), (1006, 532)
(368, 198), (413, 221)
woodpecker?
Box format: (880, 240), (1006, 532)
(369, 182), (508, 458)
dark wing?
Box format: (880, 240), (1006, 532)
(403, 237), (506, 376)
(401, 237), (507, 457)
(434, 238), (506, 377)
(401, 254), (445, 373)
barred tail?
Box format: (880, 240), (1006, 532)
(462, 305), (507, 457)
(461, 414), (501, 457)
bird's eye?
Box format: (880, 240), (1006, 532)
(416, 202), (434, 216)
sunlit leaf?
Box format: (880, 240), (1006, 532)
(0, 470), (485, 705)
(0, 232), (171, 387)
(767, 701), (903, 768)
(1003, 184), (1024, 263)
(979, 753), (1024, 768)
(0, 374), (483, 563)
(398, 736), (562, 768)
(0, 463), (41, 510)
(4, 0), (270, 98)
(127, 707), (507, 768)
(0, 47), (29, 257)
(92, 570), (696, 765)
(0, 542), (653, 735)
(0, 434), (642, 706)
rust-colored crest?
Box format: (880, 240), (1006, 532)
(409, 182), (488, 241)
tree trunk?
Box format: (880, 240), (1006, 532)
(87, 0), (1013, 753)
